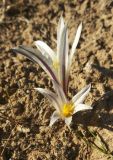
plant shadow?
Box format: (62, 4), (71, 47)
(72, 90), (113, 131)
(92, 64), (113, 79)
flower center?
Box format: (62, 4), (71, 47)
(62, 103), (74, 117)
(53, 59), (59, 70)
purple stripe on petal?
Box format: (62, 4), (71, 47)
(61, 26), (68, 95)
(13, 46), (58, 83)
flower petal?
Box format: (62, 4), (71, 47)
(12, 45), (58, 83)
(65, 116), (72, 126)
(34, 40), (56, 61)
(74, 103), (92, 113)
(57, 17), (69, 94)
(49, 111), (60, 127)
(66, 23), (82, 87)
(72, 84), (91, 105)
(69, 22), (82, 66)
(58, 25), (69, 94)
(35, 88), (60, 112)
(57, 16), (65, 56)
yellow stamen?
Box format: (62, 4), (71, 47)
(53, 60), (59, 70)
(62, 103), (74, 117)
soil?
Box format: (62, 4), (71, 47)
(0, 0), (113, 159)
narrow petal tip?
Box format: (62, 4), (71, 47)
(79, 22), (82, 29)
(12, 47), (18, 52)
(34, 88), (38, 90)
(87, 83), (91, 90)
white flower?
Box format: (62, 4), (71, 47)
(35, 81), (92, 127)
(12, 17), (82, 95)
(12, 17), (92, 127)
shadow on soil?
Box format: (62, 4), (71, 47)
(92, 64), (113, 79)
(72, 90), (113, 131)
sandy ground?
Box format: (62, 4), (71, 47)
(0, 0), (113, 159)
